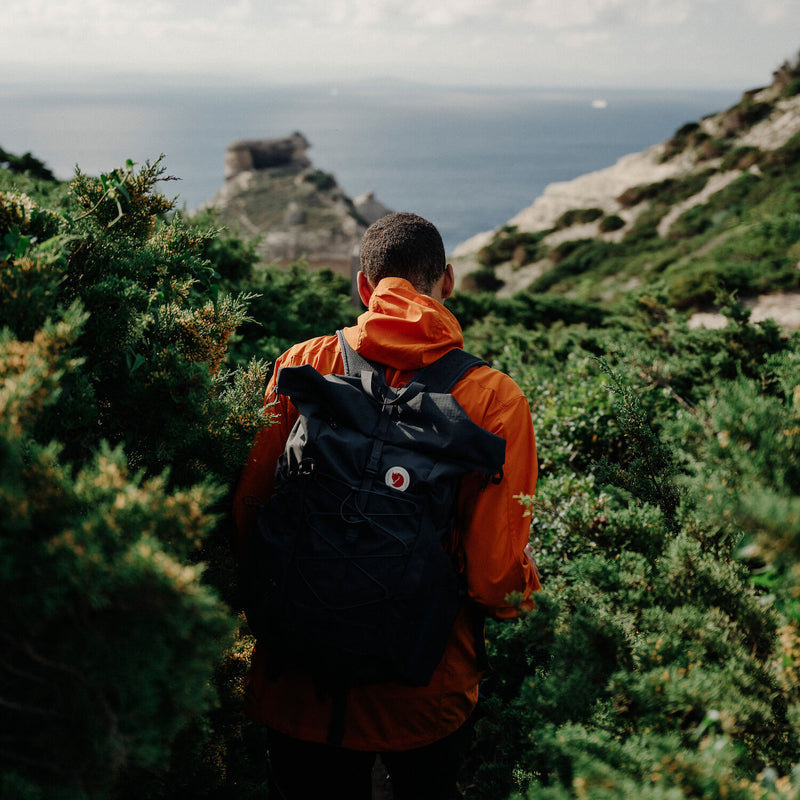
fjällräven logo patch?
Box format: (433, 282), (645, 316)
(385, 466), (410, 492)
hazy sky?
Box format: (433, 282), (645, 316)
(4, 0), (799, 90)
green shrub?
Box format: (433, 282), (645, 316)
(599, 214), (625, 233)
(660, 121), (702, 161)
(303, 169), (336, 191)
(0, 146), (56, 181)
(465, 314), (800, 799)
(720, 100), (773, 138)
(463, 266), (505, 293)
(5, 128), (800, 800)
(720, 145), (761, 171)
(532, 240), (616, 292)
(621, 205), (663, 245)
(763, 132), (800, 176)
(667, 210), (800, 301)
(0, 157), (272, 797)
(617, 171), (714, 209)
(227, 259), (356, 366)
(479, 227), (551, 268)
(785, 77), (800, 97)
(448, 291), (609, 333)
(666, 203), (718, 239)
(666, 264), (720, 308)
(697, 136), (731, 160)
(555, 207), (603, 230)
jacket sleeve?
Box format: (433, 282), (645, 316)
(453, 376), (540, 618)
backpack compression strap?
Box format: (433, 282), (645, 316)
(336, 329), (488, 394)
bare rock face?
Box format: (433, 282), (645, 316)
(450, 84), (800, 295)
(203, 134), (392, 266)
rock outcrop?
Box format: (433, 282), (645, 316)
(451, 87), (800, 297)
(203, 134), (391, 267)
(353, 191), (394, 227)
(224, 133), (311, 180)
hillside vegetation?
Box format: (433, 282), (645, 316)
(461, 54), (800, 315)
(1, 57), (800, 800)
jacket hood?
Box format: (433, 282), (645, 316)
(344, 277), (464, 371)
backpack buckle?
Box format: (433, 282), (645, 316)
(297, 458), (315, 477)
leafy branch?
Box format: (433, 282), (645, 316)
(68, 160), (135, 227)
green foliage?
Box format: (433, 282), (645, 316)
(463, 266), (505, 293)
(669, 347), (800, 623)
(528, 123), (800, 309)
(617, 171), (714, 209)
(303, 169), (336, 191)
(666, 211), (800, 307)
(448, 289), (610, 332)
(763, 131), (800, 177)
(226, 260), (356, 366)
(593, 361), (681, 528)
(456, 298), (800, 800)
(720, 145), (762, 171)
(660, 120), (712, 162)
(0, 146), (56, 181)
(191, 209), (262, 285)
(785, 77), (800, 98)
(773, 51), (800, 96)
(532, 240), (617, 293)
(6, 113), (800, 800)
(0, 314), (236, 796)
(599, 214), (625, 233)
(555, 208), (604, 230)
(0, 156), (275, 797)
(478, 226), (551, 268)
(719, 98), (773, 138)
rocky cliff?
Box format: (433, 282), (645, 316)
(451, 64), (800, 325)
(203, 133), (392, 268)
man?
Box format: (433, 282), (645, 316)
(233, 212), (540, 799)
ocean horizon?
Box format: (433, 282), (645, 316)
(2, 81), (741, 253)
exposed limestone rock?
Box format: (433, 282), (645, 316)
(451, 143), (690, 264)
(451, 84), (800, 296)
(689, 292), (800, 330)
(203, 134), (392, 266)
(736, 94), (800, 150)
(656, 170), (743, 238)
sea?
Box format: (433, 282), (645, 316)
(1, 82), (741, 253)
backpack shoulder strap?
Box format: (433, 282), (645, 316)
(337, 329), (380, 377)
(414, 348), (488, 394)
(337, 330), (487, 395)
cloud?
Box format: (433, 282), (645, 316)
(313, 0), (694, 30)
(4, 0), (800, 89)
(9, 0), (797, 41)
(745, 0), (798, 25)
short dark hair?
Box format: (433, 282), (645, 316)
(359, 212), (446, 294)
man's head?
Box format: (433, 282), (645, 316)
(359, 212), (447, 295)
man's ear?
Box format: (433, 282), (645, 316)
(441, 264), (455, 300)
(357, 271), (374, 307)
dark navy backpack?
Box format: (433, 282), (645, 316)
(240, 331), (506, 695)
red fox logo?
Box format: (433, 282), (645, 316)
(385, 466), (410, 492)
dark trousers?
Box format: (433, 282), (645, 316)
(265, 724), (469, 800)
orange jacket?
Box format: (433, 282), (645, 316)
(233, 277), (539, 751)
